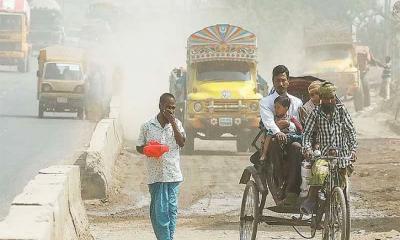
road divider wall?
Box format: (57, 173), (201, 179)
(0, 165), (93, 240)
(81, 95), (123, 199)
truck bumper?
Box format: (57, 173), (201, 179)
(185, 113), (260, 139)
(39, 93), (84, 112)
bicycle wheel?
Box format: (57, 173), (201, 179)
(240, 180), (260, 240)
(344, 177), (351, 240)
(323, 187), (347, 240)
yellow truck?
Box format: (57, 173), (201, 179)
(0, 0), (31, 72)
(37, 45), (86, 119)
(171, 24), (262, 153)
(303, 21), (367, 111)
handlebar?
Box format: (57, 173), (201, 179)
(311, 155), (356, 164)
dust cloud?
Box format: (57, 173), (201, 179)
(113, 0), (308, 142)
(106, 1), (385, 141)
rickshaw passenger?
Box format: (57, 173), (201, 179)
(260, 95), (303, 161)
(301, 82), (358, 214)
(299, 80), (322, 150)
(259, 65), (303, 206)
(299, 80), (322, 125)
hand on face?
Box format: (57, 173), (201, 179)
(163, 108), (175, 123)
(160, 96), (177, 124)
(276, 119), (289, 130)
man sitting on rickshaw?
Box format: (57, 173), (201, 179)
(259, 65), (304, 206)
(301, 82), (358, 214)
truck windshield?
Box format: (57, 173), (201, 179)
(197, 61), (251, 81)
(306, 45), (352, 62)
(0, 15), (22, 31)
(44, 63), (82, 80)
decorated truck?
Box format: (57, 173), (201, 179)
(303, 21), (368, 111)
(0, 0), (31, 72)
(29, 0), (64, 51)
(170, 24), (262, 153)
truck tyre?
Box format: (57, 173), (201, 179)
(38, 103), (44, 118)
(361, 77), (371, 107)
(77, 108), (84, 120)
(353, 87), (364, 112)
(183, 131), (195, 155)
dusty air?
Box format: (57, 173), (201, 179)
(0, 1), (399, 240)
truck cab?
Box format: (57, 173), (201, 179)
(37, 45), (86, 119)
(303, 22), (365, 111)
(0, 0), (31, 72)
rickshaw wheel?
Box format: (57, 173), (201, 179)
(323, 187), (347, 240)
(240, 180), (259, 240)
(310, 197), (325, 237)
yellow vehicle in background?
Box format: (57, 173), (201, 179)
(171, 24), (262, 153)
(37, 45), (86, 119)
(303, 21), (367, 111)
(0, 0), (31, 72)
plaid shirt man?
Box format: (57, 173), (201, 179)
(302, 103), (357, 167)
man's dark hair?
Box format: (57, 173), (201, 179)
(274, 95), (291, 108)
(159, 93), (175, 104)
(272, 65), (289, 80)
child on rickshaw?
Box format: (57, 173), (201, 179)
(259, 95), (303, 162)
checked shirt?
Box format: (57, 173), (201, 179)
(302, 104), (357, 167)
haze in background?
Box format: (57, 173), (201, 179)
(115, 0), (307, 141)
(98, 0), (384, 141)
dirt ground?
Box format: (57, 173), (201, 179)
(87, 92), (400, 239)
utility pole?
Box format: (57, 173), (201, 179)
(384, 0), (392, 56)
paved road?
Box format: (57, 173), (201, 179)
(0, 60), (96, 219)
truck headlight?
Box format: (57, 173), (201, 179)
(41, 84), (52, 92)
(250, 103), (259, 111)
(193, 102), (202, 112)
(74, 85), (84, 93)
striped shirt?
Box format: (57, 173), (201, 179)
(302, 104), (357, 166)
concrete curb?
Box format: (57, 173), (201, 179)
(0, 165), (93, 240)
(81, 96), (123, 199)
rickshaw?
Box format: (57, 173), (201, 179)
(239, 76), (354, 240)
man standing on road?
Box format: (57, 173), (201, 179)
(379, 56), (392, 100)
(259, 65), (303, 206)
(136, 93), (186, 240)
(300, 82), (358, 214)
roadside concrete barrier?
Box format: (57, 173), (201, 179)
(108, 95), (121, 120)
(82, 95), (123, 199)
(0, 165), (93, 240)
